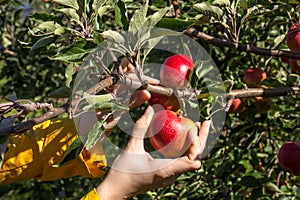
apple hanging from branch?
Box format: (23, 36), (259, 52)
(286, 22), (300, 52)
(243, 67), (267, 87)
(278, 141), (300, 176)
(160, 54), (194, 89)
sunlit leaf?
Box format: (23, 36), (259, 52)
(53, 0), (79, 10)
(86, 121), (105, 150)
(194, 2), (224, 20)
(128, 3), (148, 33)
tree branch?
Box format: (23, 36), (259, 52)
(185, 27), (300, 60)
(1, 72), (300, 135)
(0, 77), (115, 135)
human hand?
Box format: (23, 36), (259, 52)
(96, 106), (210, 199)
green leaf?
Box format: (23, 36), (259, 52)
(50, 39), (97, 63)
(54, 27), (65, 35)
(48, 87), (70, 98)
(53, 0), (79, 10)
(212, 0), (230, 7)
(56, 8), (80, 21)
(65, 63), (77, 87)
(30, 35), (57, 53)
(156, 18), (196, 31)
(86, 121), (105, 150)
(128, 3), (148, 33)
(194, 2), (224, 20)
(264, 182), (282, 193)
(273, 34), (285, 48)
(53, 135), (87, 167)
(195, 62), (215, 79)
(115, 0), (129, 30)
(84, 93), (113, 106)
(36, 21), (63, 33)
(30, 12), (63, 25)
(100, 30), (125, 44)
(145, 6), (170, 28)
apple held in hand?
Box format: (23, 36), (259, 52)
(243, 67), (267, 87)
(278, 141), (300, 176)
(287, 22), (300, 52)
(148, 92), (180, 112)
(148, 110), (197, 158)
(160, 54), (194, 89)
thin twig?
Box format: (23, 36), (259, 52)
(185, 27), (300, 60)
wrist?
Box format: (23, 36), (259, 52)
(96, 177), (131, 200)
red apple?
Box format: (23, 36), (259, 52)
(243, 67), (267, 87)
(278, 141), (300, 176)
(148, 110), (197, 158)
(288, 59), (300, 74)
(148, 92), (180, 112)
(160, 54), (194, 89)
(287, 22), (300, 52)
(228, 98), (244, 113)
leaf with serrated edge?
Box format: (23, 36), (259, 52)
(57, 8), (80, 21)
(100, 30), (125, 44)
(53, 0), (79, 10)
(128, 3), (148, 33)
(194, 2), (223, 19)
(86, 121), (105, 150)
(212, 0), (230, 7)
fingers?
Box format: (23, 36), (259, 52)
(186, 128), (200, 161)
(161, 156), (201, 176)
(126, 106), (154, 153)
(129, 90), (151, 108)
(186, 120), (210, 161)
(198, 120), (210, 155)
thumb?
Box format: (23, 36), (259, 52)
(161, 156), (201, 176)
(126, 106), (154, 153)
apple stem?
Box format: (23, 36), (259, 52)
(176, 109), (183, 117)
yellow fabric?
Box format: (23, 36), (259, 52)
(81, 188), (101, 200)
(0, 118), (106, 185)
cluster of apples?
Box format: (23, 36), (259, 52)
(147, 54), (198, 157)
(275, 22), (300, 176)
(286, 22), (300, 73)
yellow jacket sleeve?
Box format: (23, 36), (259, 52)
(81, 188), (101, 200)
(0, 118), (106, 185)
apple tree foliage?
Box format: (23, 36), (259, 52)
(0, 0), (300, 199)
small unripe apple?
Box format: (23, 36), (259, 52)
(160, 54), (194, 89)
(148, 92), (180, 112)
(288, 59), (300, 74)
(287, 22), (300, 52)
(228, 98), (244, 113)
(243, 67), (267, 87)
(278, 141), (300, 176)
(148, 110), (197, 158)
